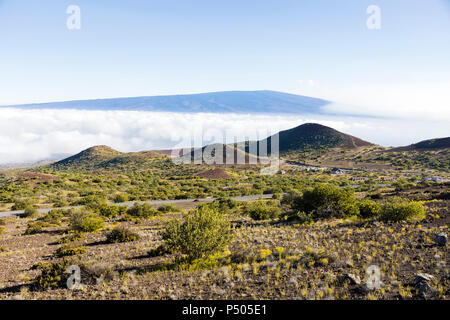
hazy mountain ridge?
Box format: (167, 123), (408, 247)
(1, 91), (331, 114)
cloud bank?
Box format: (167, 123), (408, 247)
(0, 108), (448, 165)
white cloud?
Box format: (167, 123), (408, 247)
(298, 82), (450, 122)
(0, 108), (448, 165)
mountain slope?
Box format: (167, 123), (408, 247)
(247, 123), (374, 156)
(51, 146), (169, 171)
(389, 137), (450, 152)
(51, 146), (122, 170)
(2, 91), (330, 114)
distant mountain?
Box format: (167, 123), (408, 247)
(0, 153), (71, 170)
(389, 137), (450, 152)
(2, 91), (330, 114)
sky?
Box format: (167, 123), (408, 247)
(0, 1), (449, 163)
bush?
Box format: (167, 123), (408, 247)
(201, 198), (238, 214)
(244, 200), (282, 221)
(106, 225), (139, 243)
(127, 203), (159, 219)
(357, 200), (381, 218)
(76, 195), (107, 210)
(54, 245), (87, 257)
(99, 204), (127, 218)
(23, 206), (39, 218)
(291, 184), (359, 219)
(12, 199), (34, 211)
(41, 209), (67, 225)
(281, 190), (302, 208)
(57, 233), (86, 244)
(380, 197), (426, 222)
(32, 261), (71, 291)
(157, 204), (181, 213)
(0, 226), (5, 235)
(69, 210), (104, 233)
(24, 221), (49, 235)
(113, 193), (129, 203)
(162, 206), (231, 262)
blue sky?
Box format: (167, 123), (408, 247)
(0, 1), (449, 163)
(0, 0), (449, 109)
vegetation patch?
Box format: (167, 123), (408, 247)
(106, 225), (140, 243)
(69, 210), (105, 233)
(54, 244), (87, 257)
(162, 206), (232, 262)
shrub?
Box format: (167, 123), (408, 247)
(23, 206), (39, 218)
(157, 204), (181, 213)
(12, 199), (34, 211)
(380, 197), (426, 222)
(57, 233), (86, 244)
(162, 206), (231, 262)
(69, 210), (104, 233)
(272, 193), (281, 200)
(0, 226), (5, 235)
(201, 198), (238, 214)
(113, 193), (129, 203)
(24, 221), (49, 235)
(358, 200), (381, 218)
(127, 203), (159, 219)
(106, 225), (139, 243)
(99, 204), (127, 218)
(54, 245), (87, 257)
(76, 195), (107, 210)
(0, 218), (6, 225)
(32, 261), (71, 291)
(244, 200), (282, 221)
(292, 184), (359, 219)
(41, 209), (66, 225)
(281, 190), (302, 208)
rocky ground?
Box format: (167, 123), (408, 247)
(0, 200), (448, 300)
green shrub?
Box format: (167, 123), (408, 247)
(127, 203), (159, 219)
(357, 200), (381, 218)
(201, 198), (238, 214)
(157, 204), (181, 213)
(106, 225), (139, 243)
(291, 184), (359, 219)
(57, 233), (86, 244)
(0, 218), (6, 225)
(99, 204), (127, 218)
(380, 197), (426, 222)
(24, 221), (49, 235)
(32, 261), (69, 290)
(41, 209), (67, 225)
(54, 245), (87, 257)
(12, 199), (34, 211)
(76, 195), (107, 210)
(281, 190), (302, 208)
(0, 226), (5, 235)
(162, 206), (231, 262)
(69, 210), (104, 233)
(23, 206), (39, 218)
(113, 193), (129, 203)
(244, 200), (282, 221)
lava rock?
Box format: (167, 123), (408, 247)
(434, 233), (447, 246)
